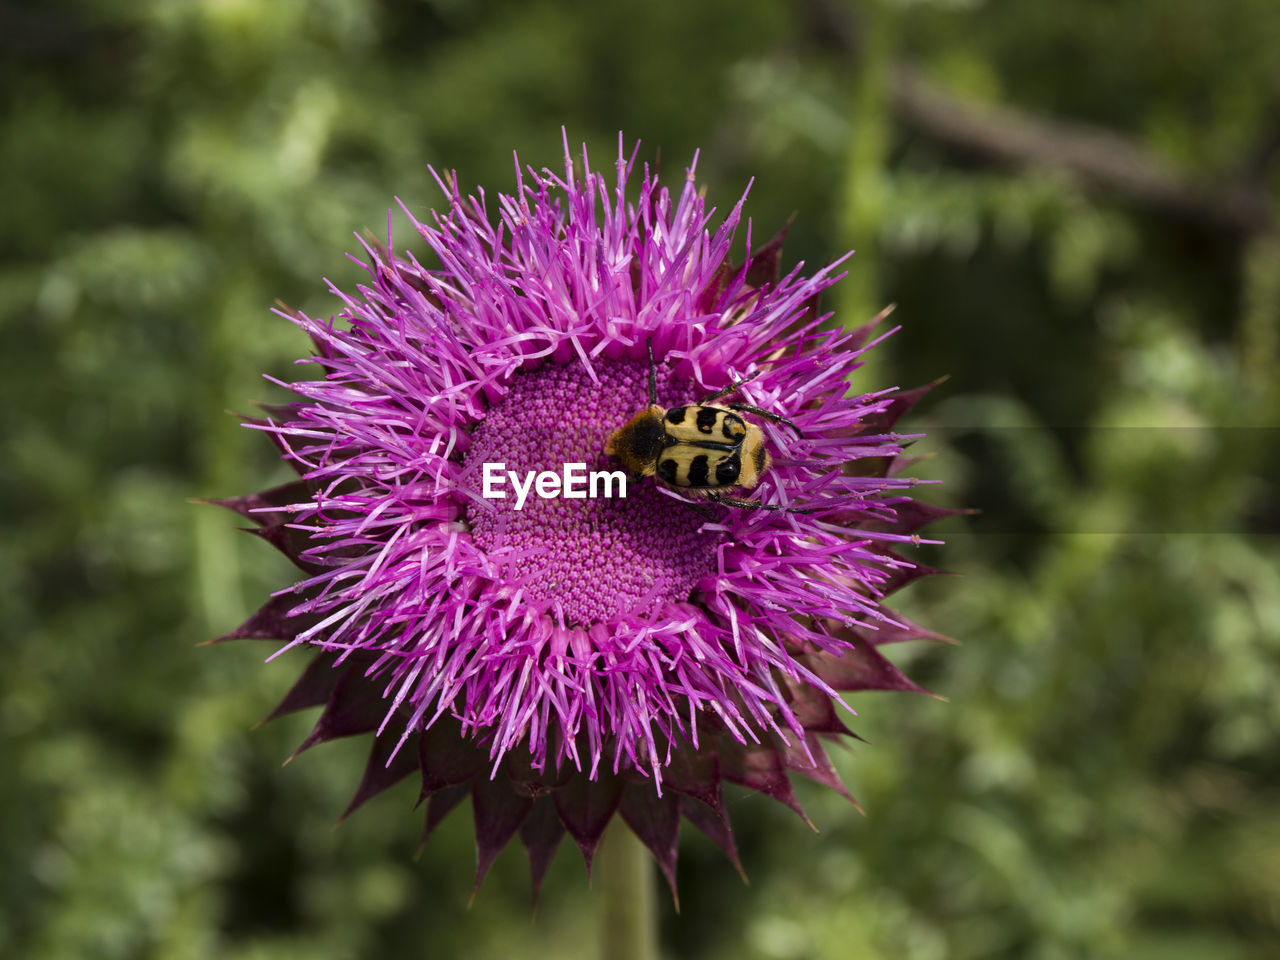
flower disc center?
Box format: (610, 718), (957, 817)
(464, 358), (719, 626)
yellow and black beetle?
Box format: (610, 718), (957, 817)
(606, 338), (805, 511)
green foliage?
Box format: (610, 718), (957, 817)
(3, 0), (1277, 957)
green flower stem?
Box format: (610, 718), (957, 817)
(837, 0), (893, 385)
(598, 822), (657, 960)
(1242, 234), (1280, 399)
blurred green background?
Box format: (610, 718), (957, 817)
(4, 1), (1279, 958)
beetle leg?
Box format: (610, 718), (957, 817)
(704, 491), (815, 514)
(682, 500), (718, 523)
(725, 403), (800, 432)
(697, 375), (758, 405)
(699, 380), (802, 434)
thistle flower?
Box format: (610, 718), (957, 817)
(209, 134), (948, 900)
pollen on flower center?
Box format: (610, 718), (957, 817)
(463, 358), (719, 626)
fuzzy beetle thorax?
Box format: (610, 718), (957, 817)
(604, 405), (667, 477)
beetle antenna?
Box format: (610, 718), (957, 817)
(646, 336), (657, 406)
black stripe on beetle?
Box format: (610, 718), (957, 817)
(687, 454), (710, 487)
(715, 453), (741, 485)
(657, 458), (679, 483)
(695, 408), (718, 433)
(665, 406), (687, 425)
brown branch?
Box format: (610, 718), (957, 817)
(889, 65), (1273, 236)
(803, 0), (1274, 235)
(1238, 88), (1280, 189)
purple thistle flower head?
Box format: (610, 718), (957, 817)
(209, 133), (950, 898)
